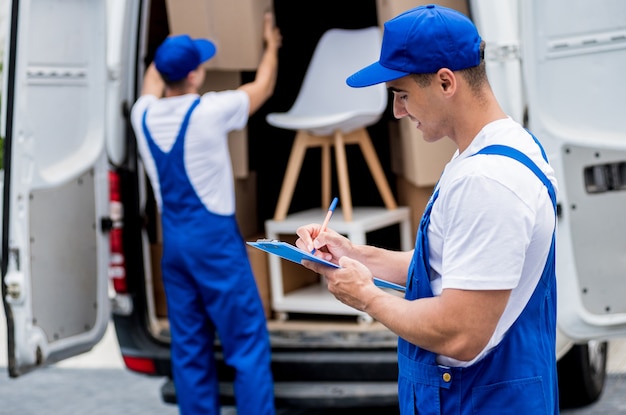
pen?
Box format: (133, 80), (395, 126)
(311, 197), (339, 254)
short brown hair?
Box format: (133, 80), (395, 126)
(458, 41), (487, 91)
(410, 41), (487, 91)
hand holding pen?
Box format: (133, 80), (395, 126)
(311, 197), (339, 254)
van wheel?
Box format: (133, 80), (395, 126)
(557, 340), (608, 409)
(160, 377), (177, 404)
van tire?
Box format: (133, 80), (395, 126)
(557, 341), (608, 408)
(160, 377), (177, 405)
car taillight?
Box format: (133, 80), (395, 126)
(108, 170), (127, 293)
(122, 355), (157, 375)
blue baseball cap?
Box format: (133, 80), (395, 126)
(154, 34), (217, 82)
(347, 4), (482, 88)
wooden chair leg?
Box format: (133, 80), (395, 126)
(274, 131), (311, 221)
(273, 128), (396, 223)
(321, 141), (331, 210)
(354, 129), (398, 210)
(333, 130), (353, 221)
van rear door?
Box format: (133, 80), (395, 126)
(1, 0), (111, 376)
(520, 0), (626, 341)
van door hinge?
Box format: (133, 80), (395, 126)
(9, 247), (20, 270)
(6, 248), (22, 300)
(101, 217), (113, 232)
(6, 282), (21, 299)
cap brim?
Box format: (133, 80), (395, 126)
(346, 61), (409, 88)
(194, 38), (217, 63)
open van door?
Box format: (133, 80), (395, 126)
(520, 0), (626, 341)
(1, 0), (111, 376)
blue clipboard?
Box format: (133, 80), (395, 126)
(247, 239), (406, 292)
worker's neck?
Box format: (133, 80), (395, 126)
(164, 86), (198, 98)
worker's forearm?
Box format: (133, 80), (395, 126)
(141, 63), (165, 97)
(254, 43), (279, 100)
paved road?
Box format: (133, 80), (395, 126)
(0, 367), (179, 415)
(562, 373), (626, 414)
(1, 367), (625, 414)
(1, 322), (626, 414)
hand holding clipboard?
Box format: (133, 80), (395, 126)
(246, 239), (406, 292)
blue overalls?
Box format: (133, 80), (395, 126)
(142, 98), (274, 415)
(398, 144), (558, 414)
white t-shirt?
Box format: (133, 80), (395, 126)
(130, 91), (249, 216)
(428, 117), (558, 367)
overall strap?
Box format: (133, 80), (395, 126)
(141, 97), (202, 154)
(474, 145), (556, 213)
(526, 129), (549, 163)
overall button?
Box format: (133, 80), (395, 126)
(442, 372), (452, 383)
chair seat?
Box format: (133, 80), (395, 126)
(266, 27), (396, 221)
(266, 111), (383, 136)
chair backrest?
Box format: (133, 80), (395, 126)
(286, 27), (388, 118)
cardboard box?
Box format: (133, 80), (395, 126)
(165, 0), (272, 70)
(246, 235), (272, 319)
(199, 70), (248, 179)
(235, 171), (258, 239)
(396, 175), (435, 242)
(389, 118), (456, 187)
(150, 243), (168, 318)
(376, 0), (470, 25)
(155, 207), (163, 243)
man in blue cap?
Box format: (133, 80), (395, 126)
(130, 12), (281, 415)
(295, 5), (559, 414)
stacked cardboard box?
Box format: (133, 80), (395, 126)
(376, 0), (469, 25)
(246, 235), (272, 319)
(165, 0), (272, 71)
(388, 119), (457, 188)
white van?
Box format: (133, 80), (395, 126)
(3, 0), (626, 410)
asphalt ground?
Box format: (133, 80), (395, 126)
(1, 322), (626, 414)
(0, 368), (625, 414)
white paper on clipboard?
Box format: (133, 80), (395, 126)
(247, 239), (406, 292)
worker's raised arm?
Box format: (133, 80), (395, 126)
(140, 62), (165, 97)
(238, 12), (282, 115)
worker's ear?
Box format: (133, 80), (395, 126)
(187, 66), (204, 88)
(436, 68), (456, 96)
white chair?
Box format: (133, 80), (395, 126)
(267, 27), (397, 222)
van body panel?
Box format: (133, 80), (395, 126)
(520, 0), (626, 340)
(1, 0), (111, 376)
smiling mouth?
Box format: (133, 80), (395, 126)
(409, 117), (420, 128)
